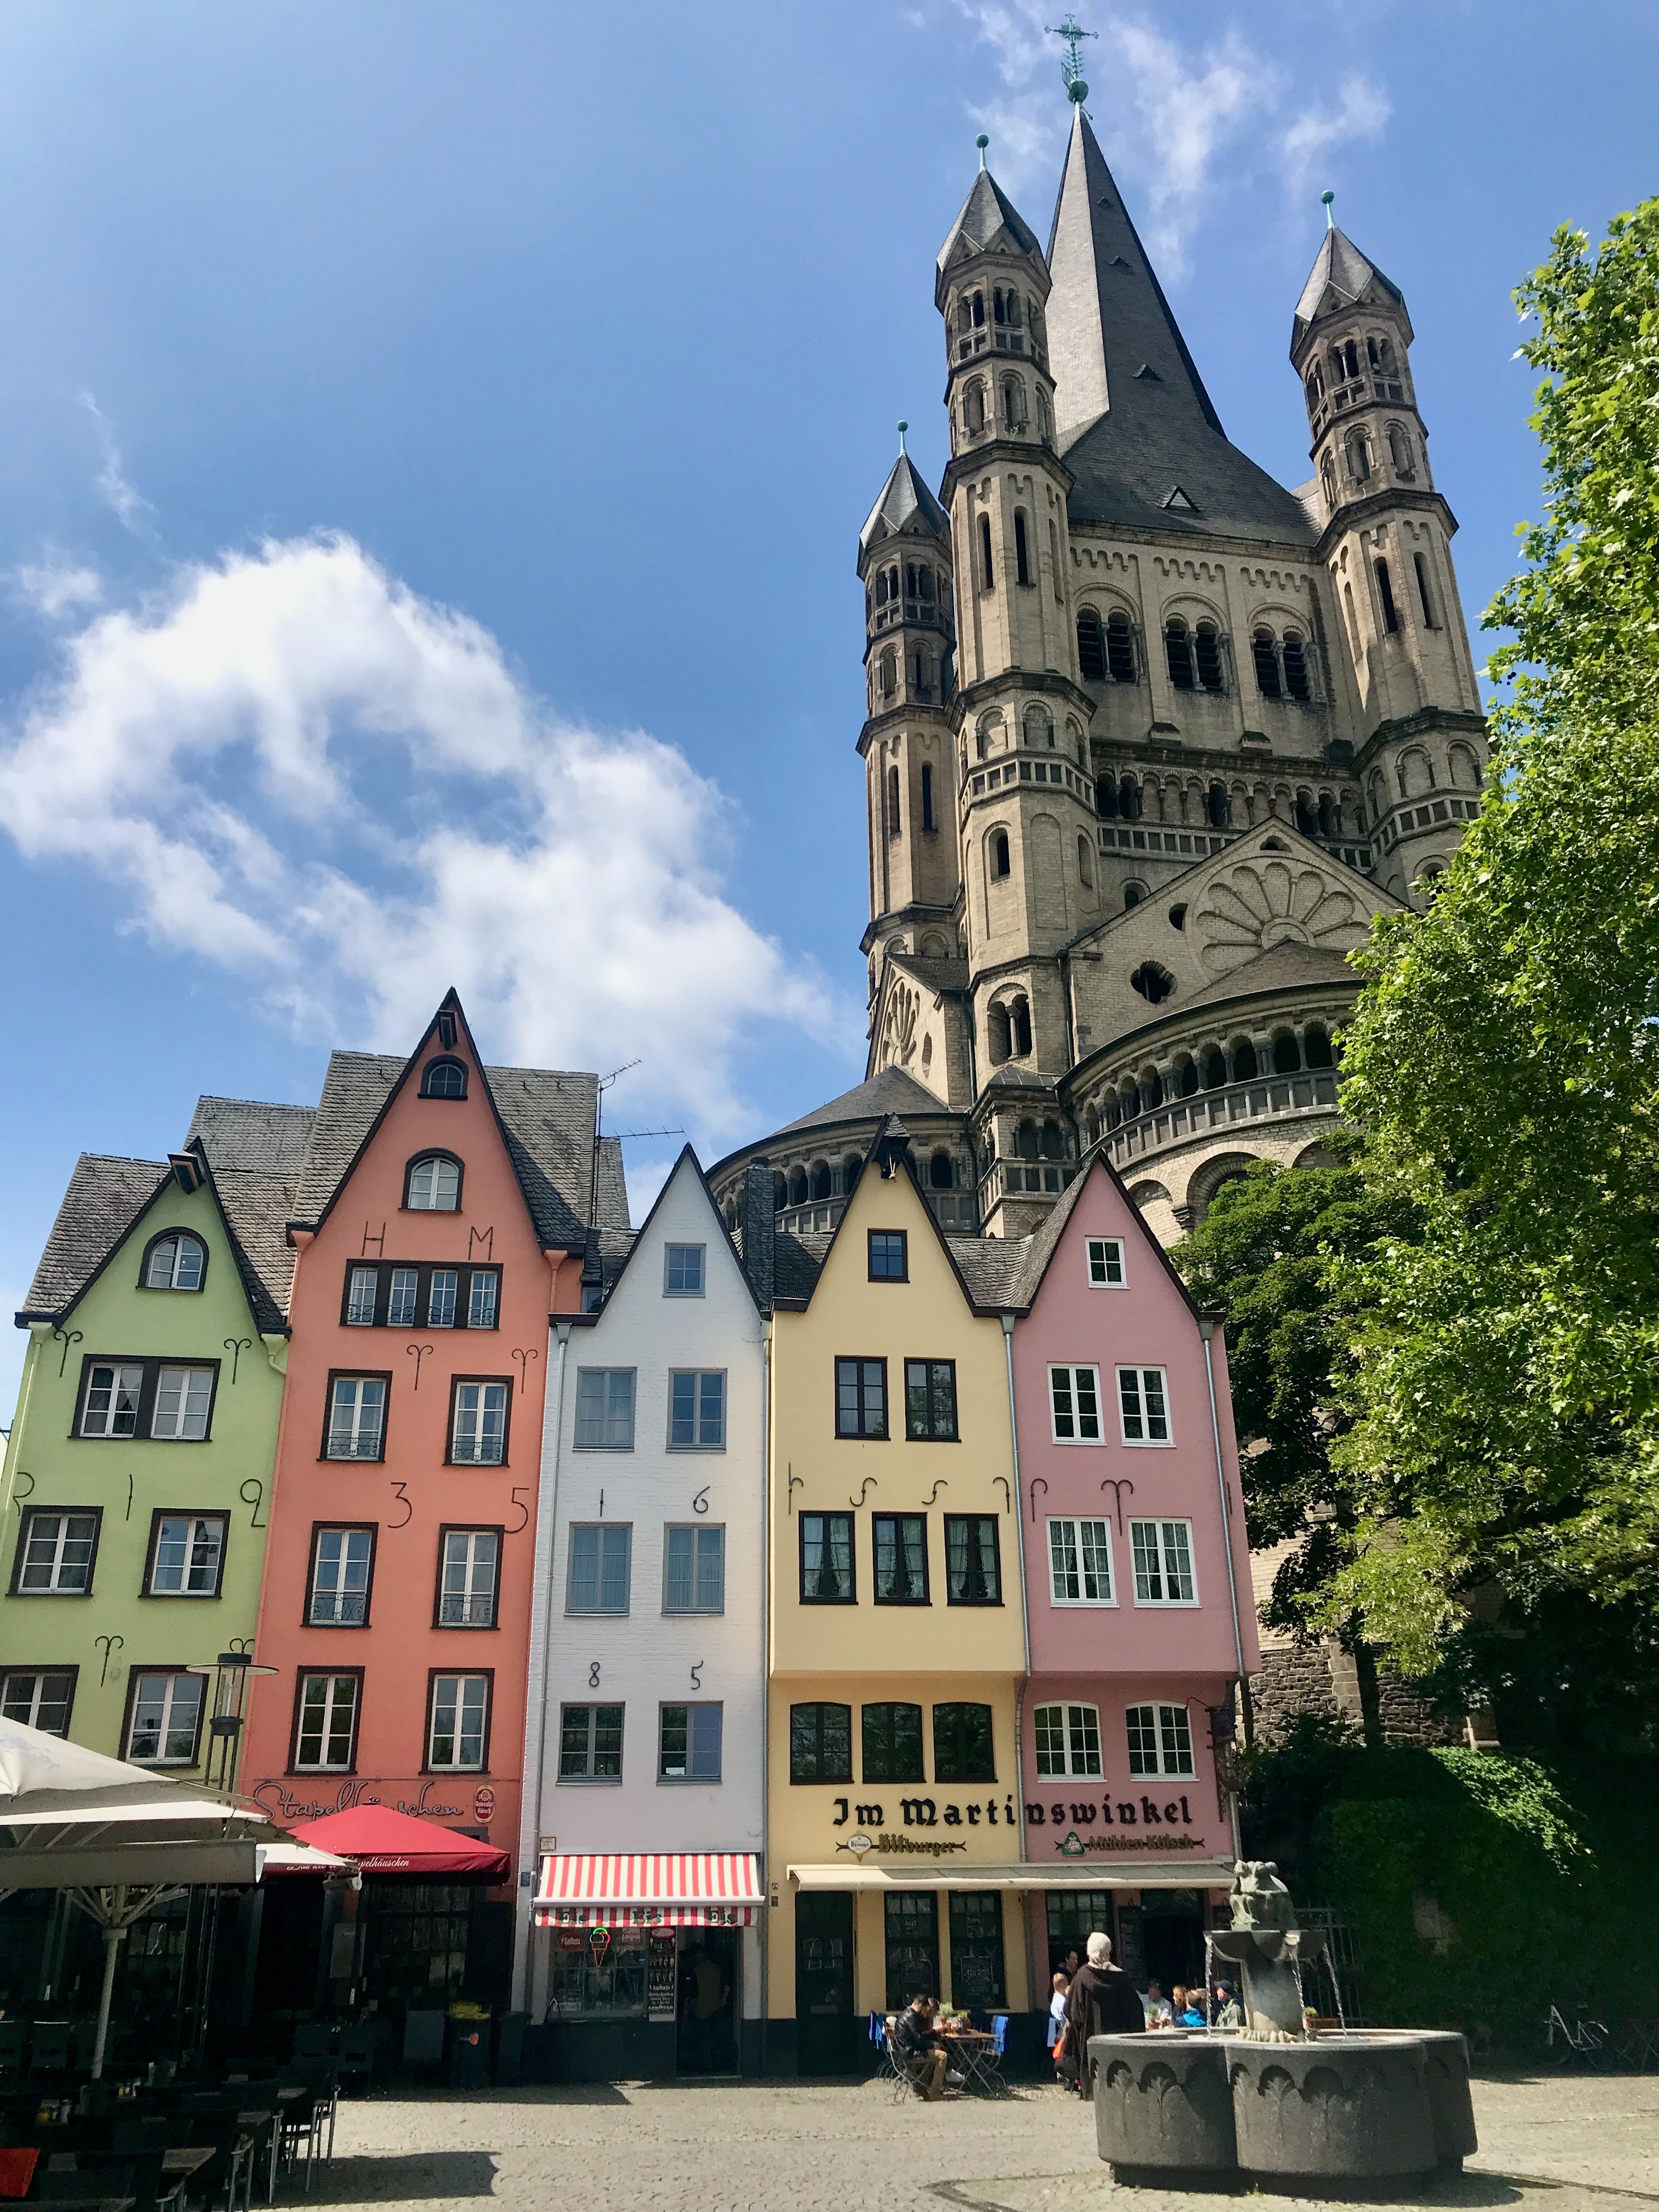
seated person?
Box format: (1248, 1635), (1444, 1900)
(1214, 1983), (1243, 2029)
(893, 1991), (948, 2100)
(1177, 1988), (1207, 2027)
(1143, 1978), (1173, 2026)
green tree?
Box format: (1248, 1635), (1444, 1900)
(1315, 200), (1659, 1705)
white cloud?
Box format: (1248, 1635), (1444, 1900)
(11, 558), (103, 619)
(81, 392), (156, 536)
(0, 533), (853, 1139)
(947, 2), (1387, 276)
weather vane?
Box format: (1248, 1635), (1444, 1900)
(1047, 15), (1096, 103)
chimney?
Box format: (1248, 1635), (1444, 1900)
(742, 1158), (775, 1309)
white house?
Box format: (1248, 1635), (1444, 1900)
(516, 1149), (770, 2079)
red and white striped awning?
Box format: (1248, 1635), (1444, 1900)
(534, 1852), (762, 1929)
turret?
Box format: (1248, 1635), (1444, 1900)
(1293, 206), (1487, 905)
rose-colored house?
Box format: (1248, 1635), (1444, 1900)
(241, 992), (613, 2018)
(1009, 1157), (1258, 1999)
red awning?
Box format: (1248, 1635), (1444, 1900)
(286, 1804), (510, 1878)
(534, 1853), (761, 1928)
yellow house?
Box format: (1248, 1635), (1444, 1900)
(766, 1121), (1029, 2073)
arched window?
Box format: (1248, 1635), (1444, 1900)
(1107, 610), (1136, 682)
(810, 1161), (832, 1202)
(421, 1057), (467, 1099)
(1194, 622), (1224, 692)
(1129, 962), (1173, 1005)
(1317, 793), (1338, 838)
(1041, 1118), (1065, 1161)
(978, 514), (995, 589)
(1084, 1107), (1101, 1148)
(1342, 338), (1360, 380)
(1165, 617), (1195, 690)
(772, 1172), (788, 1212)
(874, 569), (889, 608)
(1038, 388), (1053, 445)
(1122, 881), (1144, 911)
(1387, 423), (1413, 476)
(969, 290), (985, 329)
(1283, 632), (1311, 701)
(965, 382), (986, 435)
(1095, 774), (1118, 818)
(879, 650), (896, 700)
(1414, 553), (1438, 629)
(1200, 1047), (1227, 1090)
(1378, 337), (1397, 377)
(1295, 789), (1318, 836)
(887, 764), (901, 833)
(143, 1232), (206, 1292)
(1077, 833), (1094, 889)
(407, 1154), (461, 1211)
(1302, 1024), (1334, 1069)
(1367, 771), (1386, 824)
(921, 763), (935, 832)
(1119, 775), (1142, 821)
(988, 1002), (1012, 1064)
(1231, 1039), (1257, 1082)
(1320, 452), (1337, 510)
(1001, 377), (1028, 432)
(788, 1166), (808, 1205)
(976, 712), (1001, 760)
(1448, 743), (1481, 791)
(1076, 606), (1106, 680)
(1343, 580), (1359, 654)
(1252, 629), (1282, 698)
(1175, 1057), (1200, 1098)
(1367, 335), (1380, 370)
(1012, 997), (1033, 1057)
(1375, 558), (1400, 634)
(1272, 1030), (1301, 1074)
(929, 1150), (954, 1190)
(1138, 1069), (1164, 1113)
(991, 829), (1011, 878)
(1024, 705), (1052, 749)
(1016, 1119), (1039, 1163)
(1206, 782), (1230, 830)
(1346, 431), (1371, 482)
(1014, 511), (1031, 585)
(841, 1154), (861, 1194)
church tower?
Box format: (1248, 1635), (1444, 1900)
(857, 440), (960, 1004)
(937, 142), (1100, 1215)
(1293, 219), (1488, 904)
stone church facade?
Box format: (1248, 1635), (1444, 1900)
(711, 100), (1485, 1252)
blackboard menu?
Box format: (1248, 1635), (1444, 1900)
(1115, 1904), (1147, 1987)
(647, 1933), (678, 2021)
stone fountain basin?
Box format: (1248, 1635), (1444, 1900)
(1090, 2029), (1476, 2190)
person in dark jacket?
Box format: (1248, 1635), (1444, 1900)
(1060, 1932), (1144, 2093)
(893, 1993), (948, 2100)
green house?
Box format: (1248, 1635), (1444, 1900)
(0, 1101), (308, 1773)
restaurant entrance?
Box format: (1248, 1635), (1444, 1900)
(675, 1928), (739, 2075)
(794, 1891), (859, 2075)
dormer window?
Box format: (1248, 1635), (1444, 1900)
(143, 1232), (206, 1292)
(406, 1154), (461, 1211)
(421, 1057), (467, 1099)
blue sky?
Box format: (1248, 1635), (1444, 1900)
(0, 0), (1651, 1412)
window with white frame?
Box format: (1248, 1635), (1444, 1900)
(1129, 1517), (1197, 1605)
(387, 1268), (419, 1327)
(1, 1668), (76, 1736)
(147, 1513), (226, 1596)
(663, 1244), (706, 1296)
(427, 1673), (489, 1769)
(81, 1363), (144, 1437)
(668, 1370), (725, 1450)
(573, 1368), (635, 1450)
(326, 1376), (387, 1460)
(346, 1266), (378, 1325)
(438, 1528), (499, 1626)
(1034, 1701), (1102, 1778)
(658, 1702), (722, 1781)
(451, 1379), (509, 1465)
(150, 1366), (215, 1440)
(126, 1671), (205, 1765)
(1086, 1236), (1125, 1286)
(1126, 1701), (1195, 1776)
(309, 1528), (373, 1624)
(428, 1269), (459, 1328)
(560, 1702), (623, 1780)
(663, 1523), (724, 1613)
(567, 1522), (631, 1613)
(1049, 1364), (1103, 1442)
(467, 1269), (499, 1328)
(294, 1673), (359, 1770)
(1047, 1517), (1114, 1605)
(143, 1233), (206, 1291)
(406, 1154), (460, 1210)
(1118, 1365), (1171, 1443)
(13, 1509), (99, 1595)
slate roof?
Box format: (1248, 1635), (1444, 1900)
(945, 1234), (1030, 1309)
(1293, 225), (1403, 345)
(1045, 106), (1314, 547)
(889, 951), (969, 995)
(936, 168), (1045, 300)
(19, 1154), (168, 1321)
(860, 453), (950, 556)
(594, 1136), (631, 1234)
(773, 1227), (833, 1305)
(772, 1066), (951, 1140)
(1173, 941), (1358, 1019)
(214, 1167), (302, 1328)
(187, 1097), (315, 1176)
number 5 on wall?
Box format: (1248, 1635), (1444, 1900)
(507, 1487), (531, 1534)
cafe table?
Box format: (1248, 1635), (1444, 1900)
(935, 2025), (1006, 2097)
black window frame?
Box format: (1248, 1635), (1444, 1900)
(944, 1514), (1003, 1606)
(419, 1056), (469, 1099)
(932, 1700), (996, 1783)
(304, 1521), (379, 1629)
(137, 1227), (209, 1295)
(287, 1667), (365, 1776)
(834, 1356), (888, 1440)
(904, 1358), (958, 1442)
(558, 1701), (625, 1782)
(338, 1259), (500, 1330)
(402, 1149), (464, 1212)
(445, 1373), (513, 1467)
(74, 1355), (221, 1444)
(867, 1230), (908, 1282)
(0, 1664), (78, 1737)
(433, 1523), (503, 1629)
(9, 1505), (104, 1597)
(871, 1513), (930, 1605)
(861, 1700), (924, 1783)
(320, 1370), (393, 1463)
(142, 1507), (230, 1600)
(798, 1511), (856, 1604)
(422, 1666), (494, 1774)
(789, 1700), (853, 1784)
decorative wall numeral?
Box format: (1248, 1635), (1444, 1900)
(507, 1486), (531, 1534)
(12, 1470), (33, 1513)
(52, 1328), (82, 1379)
(223, 1336), (252, 1384)
(240, 1478), (267, 1528)
(692, 1486), (709, 1516)
(406, 1343), (433, 1390)
(388, 1481), (411, 1529)
(690, 1661), (703, 1691)
(588, 1662), (601, 1689)
(95, 1633), (124, 1686)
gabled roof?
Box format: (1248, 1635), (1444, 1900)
(859, 454), (950, 557)
(1005, 1150), (1207, 1322)
(936, 169), (1046, 305)
(594, 1136), (631, 1234)
(19, 1154), (169, 1322)
(1045, 105), (1314, 546)
(583, 1144), (759, 1317)
(772, 1065), (950, 1140)
(213, 1166), (302, 1327)
(186, 1097), (315, 1176)
(1172, 940), (1357, 1019)
(1293, 225), (1404, 348)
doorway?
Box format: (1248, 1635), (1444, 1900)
(675, 1928), (739, 2075)
(1140, 1889), (1206, 1996)
(794, 1892), (859, 2075)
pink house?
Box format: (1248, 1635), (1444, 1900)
(1009, 1158), (1259, 2000)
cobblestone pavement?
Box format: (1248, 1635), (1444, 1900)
(315, 2071), (1659, 2212)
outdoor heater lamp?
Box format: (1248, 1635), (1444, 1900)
(187, 1649), (277, 1796)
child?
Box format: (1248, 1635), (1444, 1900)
(1047, 1969), (1071, 2073)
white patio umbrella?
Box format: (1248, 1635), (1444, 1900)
(0, 1718), (344, 2075)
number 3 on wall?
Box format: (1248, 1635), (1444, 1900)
(388, 1481), (411, 1529)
